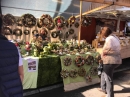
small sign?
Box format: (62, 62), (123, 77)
(27, 59), (37, 72)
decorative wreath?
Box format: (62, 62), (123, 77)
(51, 31), (59, 38)
(81, 16), (92, 27)
(78, 68), (86, 77)
(68, 16), (76, 26)
(69, 69), (78, 78)
(63, 57), (72, 66)
(54, 16), (66, 29)
(13, 28), (22, 36)
(60, 69), (69, 79)
(3, 27), (12, 35)
(85, 55), (94, 65)
(3, 14), (16, 26)
(39, 14), (55, 30)
(75, 56), (85, 67)
(95, 54), (101, 64)
(24, 29), (30, 35)
(21, 14), (36, 28)
(65, 31), (70, 39)
(68, 29), (74, 34)
(90, 67), (98, 76)
(16, 18), (23, 26)
(74, 22), (79, 28)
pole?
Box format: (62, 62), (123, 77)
(78, 0), (82, 47)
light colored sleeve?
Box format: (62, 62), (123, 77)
(17, 48), (23, 66)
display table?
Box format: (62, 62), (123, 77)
(23, 53), (100, 91)
(96, 45), (130, 59)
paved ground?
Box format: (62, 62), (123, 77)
(25, 70), (130, 97)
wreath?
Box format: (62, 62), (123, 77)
(21, 14), (36, 28)
(63, 57), (72, 66)
(74, 22), (79, 28)
(13, 28), (22, 36)
(24, 29), (30, 35)
(3, 27), (12, 35)
(69, 69), (78, 78)
(51, 31), (59, 38)
(68, 29), (74, 34)
(39, 14), (55, 30)
(3, 14), (16, 26)
(60, 69), (69, 79)
(95, 54), (101, 64)
(68, 16), (76, 27)
(85, 55), (94, 65)
(16, 18), (23, 26)
(75, 56), (85, 67)
(90, 67), (98, 76)
(82, 16), (92, 27)
(78, 68), (86, 77)
(54, 16), (66, 29)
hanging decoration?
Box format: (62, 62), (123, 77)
(69, 69), (78, 78)
(90, 67), (98, 76)
(75, 56), (85, 67)
(74, 22), (79, 28)
(63, 57), (72, 66)
(21, 14), (36, 28)
(24, 29), (30, 35)
(78, 68), (86, 77)
(81, 16), (92, 27)
(68, 29), (74, 34)
(3, 27), (12, 35)
(95, 54), (101, 64)
(51, 31), (59, 38)
(3, 14), (16, 26)
(68, 16), (76, 27)
(39, 14), (55, 30)
(54, 16), (66, 30)
(13, 28), (22, 36)
(60, 69), (69, 79)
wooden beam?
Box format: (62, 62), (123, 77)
(81, 0), (130, 7)
(75, 3), (113, 18)
(78, 0), (82, 47)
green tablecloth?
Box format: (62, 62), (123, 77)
(60, 52), (99, 85)
(22, 57), (39, 89)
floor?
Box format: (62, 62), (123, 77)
(25, 70), (130, 97)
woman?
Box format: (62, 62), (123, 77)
(99, 26), (122, 97)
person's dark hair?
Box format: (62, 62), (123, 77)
(103, 27), (113, 37)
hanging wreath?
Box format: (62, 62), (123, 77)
(3, 14), (16, 26)
(75, 56), (85, 67)
(69, 69), (78, 78)
(74, 22), (79, 28)
(68, 16), (76, 27)
(60, 69), (69, 79)
(16, 18), (23, 26)
(85, 55), (94, 65)
(21, 14), (36, 28)
(54, 16), (66, 29)
(78, 68), (86, 77)
(63, 57), (72, 66)
(39, 14), (55, 30)
(82, 16), (92, 27)
(95, 54), (101, 64)
(51, 31), (59, 38)
(13, 28), (22, 36)
(3, 27), (12, 35)
(24, 29), (30, 35)
(90, 67), (98, 76)
(68, 29), (74, 34)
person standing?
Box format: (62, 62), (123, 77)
(0, 15), (24, 96)
(99, 26), (122, 97)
